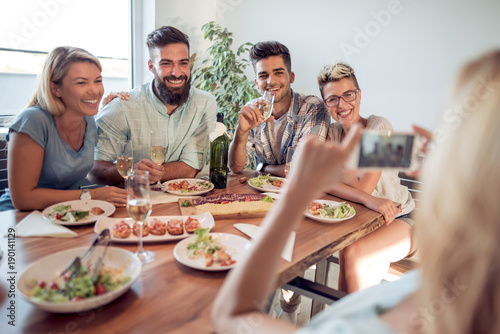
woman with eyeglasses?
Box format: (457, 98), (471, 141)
(317, 63), (416, 293)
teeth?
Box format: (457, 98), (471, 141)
(338, 110), (351, 116)
(169, 79), (183, 84)
(83, 100), (98, 104)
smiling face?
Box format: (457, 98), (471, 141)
(254, 55), (295, 109)
(148, 43), (191, 107)
(51, 61), (103, 117)
(322, 77), (362, 131)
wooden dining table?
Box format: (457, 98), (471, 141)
(0, 170), (386, 334)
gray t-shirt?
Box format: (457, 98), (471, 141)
(0, 106), (97, 211)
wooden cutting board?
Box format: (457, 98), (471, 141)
(178, 194), (273, 219)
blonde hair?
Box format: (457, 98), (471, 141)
(417, 51), (500, 334)
(317, 62), (359, 97)
(28, 46), (102, 116)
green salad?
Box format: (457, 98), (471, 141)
(49, 204), (89, 222)
(318, 202), (356, 219)
(249, 174), (278, 188)
(180, 181), (213, 193)
(29, 266), (131, 302)
(186, 228), (223, 258)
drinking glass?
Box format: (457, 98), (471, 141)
(258, 91), (275, 122)
(116, 140), (134, 179)
(285, 146), (294, 177)
(150, 129), (166, 189)
(126, 170), (155, 264)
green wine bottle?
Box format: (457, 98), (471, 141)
(210, 113), (229, 189)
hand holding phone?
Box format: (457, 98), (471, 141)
(347, 130), (425, 171)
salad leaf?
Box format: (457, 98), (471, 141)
(262, 195), (274, 203)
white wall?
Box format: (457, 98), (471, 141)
(145, 0), (500, 131)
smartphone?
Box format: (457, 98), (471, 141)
(348, 130), (423, 171)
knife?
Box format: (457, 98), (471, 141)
(233, 223), (295, 262)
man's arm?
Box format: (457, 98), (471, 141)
(160, 161), (199, 181)
(88, 160), (125, 186)
(260, 163), (286, 177)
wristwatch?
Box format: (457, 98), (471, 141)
(256, 162), (267, 173)
(80, 189), (91, 201)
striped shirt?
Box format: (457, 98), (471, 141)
(248, 90), (330, 165)
(95, 82), (217, 170)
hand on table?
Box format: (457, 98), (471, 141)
(363, 196), (401, 225)
(92, 186), (127, 207)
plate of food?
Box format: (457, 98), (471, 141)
(248, 174), (286, 193)
(17, 246), (141, 313)
(94, 212), (215, 243)
(304, 200), (356, 223)
(42, 200), (115, 226)
(173, 230), (251, 271)
(162, 179), (214, 196)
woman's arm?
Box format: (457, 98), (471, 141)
(327, 181), (400, 224)
(341, 169), (382, 194)
(8, 132), (126, 210)
(212, 125), (362, 334)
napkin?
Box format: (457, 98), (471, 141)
(150, 190), (200, 205)
(15, 211), (77, 238)
(233, 223), (295, 262)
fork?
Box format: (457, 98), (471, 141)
(91, 230), (110, 283)
(59, 229), (110, 282)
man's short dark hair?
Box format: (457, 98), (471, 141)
(249, 41), (291, 73)
(146, 26), (190, 59)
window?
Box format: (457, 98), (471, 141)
(0, 0), (131, 120)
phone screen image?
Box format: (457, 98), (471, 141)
(357, 132), (415, 169)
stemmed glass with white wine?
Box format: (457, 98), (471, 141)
(126, 170), (155, 264)
(249, 91), (275, 152)
(116, 140), (134, 179)
(258, 90), (275, 121)
(150, 129), (166, 189)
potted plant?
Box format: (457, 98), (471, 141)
(192, 21), (260, 136)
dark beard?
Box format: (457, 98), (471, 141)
(154, 74), (191, 106)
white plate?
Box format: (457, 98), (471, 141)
(173, 233), (251, 271)
(42, 200), (116, 226)
(18, 246), (141, 313)
(304, 200), (356, 223)
(162, 178), (214, 196)
(248, 176), (286, 193)
(95, 212), (215, 243)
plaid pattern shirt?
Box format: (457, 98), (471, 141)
(248, 90), (330, 165)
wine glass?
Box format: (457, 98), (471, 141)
(126, 170), (155, 264)
(258, 91), (275, 122)
(116, 140), (134, 180)
(249, 91), (275, 155)
(285, 146), (294, 177)
(150, 129), (166, 189)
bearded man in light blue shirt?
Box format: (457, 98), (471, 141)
(89, 26), (216, 186)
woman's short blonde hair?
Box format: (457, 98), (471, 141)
(418, 50), (500, 334)
(28, 46), (102, 116)
(317, 62), (360, 98)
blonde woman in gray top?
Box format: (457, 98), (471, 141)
(317, 63), (416, 293)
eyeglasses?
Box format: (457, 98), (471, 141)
(323, 89), (359, 107)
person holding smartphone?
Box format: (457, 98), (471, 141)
(317, 63), (416, 293)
